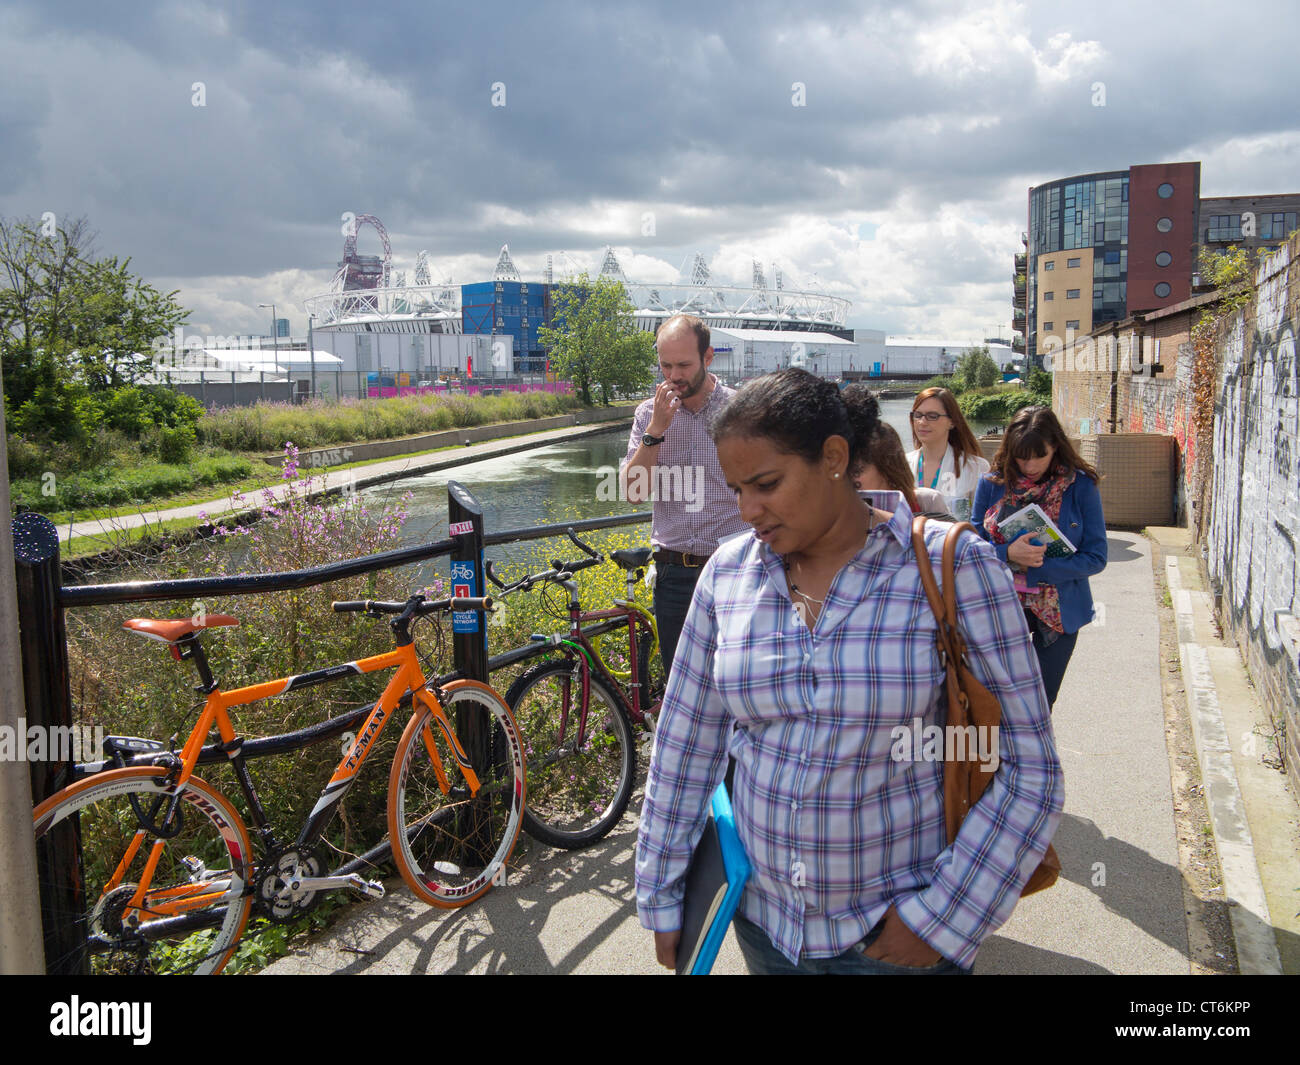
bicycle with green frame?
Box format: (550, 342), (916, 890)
(487, 528), (666, 849)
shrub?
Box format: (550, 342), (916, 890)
(152, 423), (196, 464)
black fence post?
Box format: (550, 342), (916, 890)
(13, 512), (87, 975)
(447, 481), (489, 683)
(446, 481), (496, 862)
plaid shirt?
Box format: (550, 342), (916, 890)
(634, 493), (1062, 969)
(624, 376), (749, 555)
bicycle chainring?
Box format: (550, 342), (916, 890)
(255, 844), (327, 923)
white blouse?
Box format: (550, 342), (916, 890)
(906, 443), (990, 521)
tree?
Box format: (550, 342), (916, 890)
(0, 216), (187, 430)
(538, 272), (655, 405)
(954, 345), (1000, 391)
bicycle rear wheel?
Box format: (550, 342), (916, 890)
(388, 680), (525, 908)
(32, 767), (253, 975)
(506, 660), (636, 849)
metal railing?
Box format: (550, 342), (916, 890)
(13, 483), (649, 973)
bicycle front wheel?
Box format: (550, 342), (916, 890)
(32, 767), (254, 975)
(506, 660), (636, 849)
(388, 680), (526, 909)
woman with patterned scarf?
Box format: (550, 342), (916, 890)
(971, 406), (1108, 709)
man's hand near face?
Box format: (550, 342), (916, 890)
(648, 380), (683, 437)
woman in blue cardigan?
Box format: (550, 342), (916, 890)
(971, 406), (1107, 709)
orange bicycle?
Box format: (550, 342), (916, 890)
(32, 592), (525, 974)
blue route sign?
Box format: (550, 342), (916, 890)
(450, 559), (479, 633)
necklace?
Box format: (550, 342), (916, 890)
(783, 507), (877, 607)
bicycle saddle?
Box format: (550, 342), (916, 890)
(610, 548), (652, 570)
(123, 615), (240, 644)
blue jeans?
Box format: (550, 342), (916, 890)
(732, 913), (968, 975)
(1027, 617), (1079, 709)
(653, 562), (704, 677)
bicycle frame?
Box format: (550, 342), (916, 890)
(111, 637), (474, 930)
(533, 590), (659, 739)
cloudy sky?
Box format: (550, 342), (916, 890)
(2, 0), (1297, 342)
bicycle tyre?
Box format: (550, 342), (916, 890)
(506, 660), (636, 849)
(32, 766), (254, 975)
(388, 680), (526, 909)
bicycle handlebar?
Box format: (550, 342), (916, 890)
(566, 526), (601, 559)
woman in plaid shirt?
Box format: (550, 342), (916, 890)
(635, 369), (1062, 974)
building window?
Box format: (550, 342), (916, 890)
(1260, 212), (1300, 239)
(1154, 282), (1172, 298)
(1066, 320), (1080, 330)
(1156, 217), (1173, 233)
(1067, 257), (1081, 268)
(1043, 260), (1055, 271)
(1066, 289), (1080, 299)
(1044, 291), (1054, 301)
(1043, 321), (1054, 332)
(1157, 182), (1174, 199)
(1155, 251), (1172, 267)
(1207, 215), (1243, 242)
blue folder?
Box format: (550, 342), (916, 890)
(676, 783), (752, 975)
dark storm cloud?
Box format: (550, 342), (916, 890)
(0, 0), (1296, 333)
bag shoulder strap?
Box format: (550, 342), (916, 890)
(910, 514), (945, 622)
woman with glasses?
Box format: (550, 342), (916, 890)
(904, 387), (989, 521)
(844, 395), (952, 517)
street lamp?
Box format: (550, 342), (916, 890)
(258, 302), (279, 374)
(307, 313), (317, 401)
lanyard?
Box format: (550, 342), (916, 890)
(916, 451), (942, 489)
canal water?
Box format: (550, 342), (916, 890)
(366, 397), (991, 567)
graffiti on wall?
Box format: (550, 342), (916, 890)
(1206, 240), (1299, 748)
(1127, 340), (1198, 508)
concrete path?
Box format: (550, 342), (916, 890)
(57, 420), (632, 547)
(265, 529), (1227, 975)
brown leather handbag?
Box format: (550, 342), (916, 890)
(911, 516), (1060, 897)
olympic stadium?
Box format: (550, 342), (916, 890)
(300, 213), (855, 378)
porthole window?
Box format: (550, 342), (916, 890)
(1155, 251), (1173, 267)
(1154, 282), (1172, 298)
(1156, 217), (1173, 232)
(1156, 183), (1174, 199)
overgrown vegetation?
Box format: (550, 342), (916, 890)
(198, 388), (582, 453)
(64, 459), (658, 970)
(1188, 245), (1262, 540)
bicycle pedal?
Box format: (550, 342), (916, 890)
(351, 877), (385, 900)
(181, 855), (209, 880)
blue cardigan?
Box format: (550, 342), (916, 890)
(970, 472), (1108, 635)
